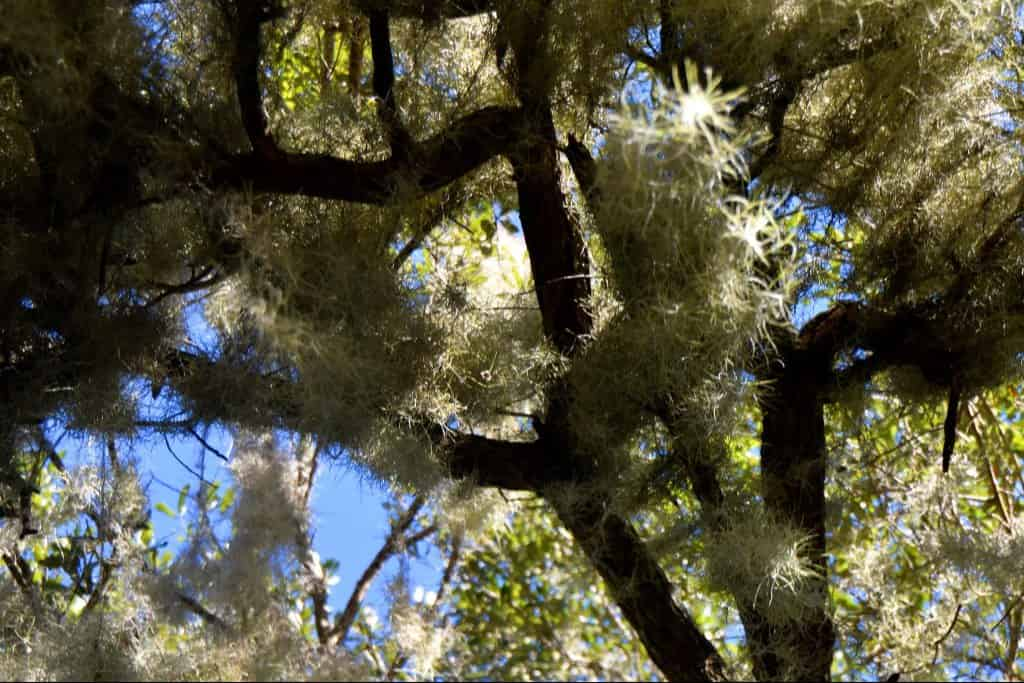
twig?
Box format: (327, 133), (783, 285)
(386, 529), (463, 678)
(435, 531), (463, 624)
(991, 592), (1024, 632)
(163, 435), (216, 487)
(176, 591), (231, 631)
(932, 603), (963, 666)
(188, 427), (229, 462)
(403, 524), (438, 547)
(144, 268), (224, 309)
(326, 495), (427, 647)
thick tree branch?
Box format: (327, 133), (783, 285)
(368, 9), (412, 156)
(497, 9), (728, 680)
(222, 1), (518, 205)
(510, 130), (593, 353)
(757, 336), (836, 680)
(508, 1), (593, 355)
(551, 495), (728, 682)
(818, 302), (973, 398)
(436, 429), (553, 490)
(431, 426), (729, 680)
(230, 2), (286, 159)
(563, 134), (599, 206)
(214, 105), (524, 204)
(358, 0), (494, 21)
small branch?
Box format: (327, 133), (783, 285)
(272, 3), (309, 64)
(385, 530), (463, 678)
(562, 134), (599, 206)
(403, 524), (438, 547)
(623, 44), (665, 76)
(326, 495), (427, 647)
(2, 551), (30, 592)
(932, 603), (963, 667)
(301, 542), (332, 646)
(82, 560), (115, 615)
(31, 424), (66, 472)
(391, 191), (465, 271)
(319, 23), (341, 93)
(176, 590), (231, 631)
(992, 592), (1024, 632)
(346, 16), (368, 100)
(965, 402), (1014, 529)
(300, 437), (320, 511)
(162, 435), (216, 487)
(434, 531), (463, 610)
(2, 551), (43, 613)
(144, 268), (224, 309)
(747, 81), (797, 181)
(292, 436), (331, 646)
(188, 427), (229, 462)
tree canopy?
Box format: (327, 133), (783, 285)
(2, 0), (1024, 680)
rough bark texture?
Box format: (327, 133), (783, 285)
(213, 105), (525, 203)
(552, 494), (729, 682)
(483, 7), (730, 677)
(757, 340), (835, 681)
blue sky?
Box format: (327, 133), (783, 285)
(46, 298), (443, 622)
(52, 422), (441, 618)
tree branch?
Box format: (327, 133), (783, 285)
(563, 134), (599, 206)
(551, 495), (728, 682)
(176, 590), (231, 631)
(510, 110), (592, 354)
(437, 429), (554, 491)
(368, 9), (412, 156)
(326, 495), (426, 647)
(229, 2), (287, 159)
(357, 0), (495, 21)
(213, 105), (524, 204)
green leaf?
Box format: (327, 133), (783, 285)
(68, 594), (88, 618)
(157, 550), (173, 569)
(832, 588), (860, 611)
(177, 483), (190, 515)
(155, 502), (176, 518)
(219, 486), (236, 513)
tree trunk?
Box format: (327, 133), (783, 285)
(755, 342), (835, 681)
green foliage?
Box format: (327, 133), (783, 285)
(3, 0), (1024, 680)
(444, 499), (655, 680)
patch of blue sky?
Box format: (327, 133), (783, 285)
(44, 291), (437, 622)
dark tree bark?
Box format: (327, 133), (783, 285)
(552, 494), (728, 682)
(757, 338), (836, 681)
